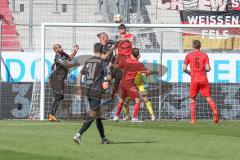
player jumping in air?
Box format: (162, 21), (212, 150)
(183, 40), (219, 124)
(114, 48), (157, 122)
(48, 44), (80, 122)
(116, 23), (134, 69)
(98, 32), (123, 100)
(73, 43), (112, 144)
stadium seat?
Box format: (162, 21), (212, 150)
(0, 0), (21, 51)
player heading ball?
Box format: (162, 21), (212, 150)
(183, 40), (219, 124)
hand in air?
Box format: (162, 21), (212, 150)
(74, 44), (79, 52)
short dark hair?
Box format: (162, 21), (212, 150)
(118, 23), (126, 30)
(94, 43), (103, 53)
(193, 40), (201, 49)
(53, 44), (61, 50)
(132, 48), (140, 58)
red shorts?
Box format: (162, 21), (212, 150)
(190, 82), (211, 98)
(117, 54), (131, 69)
(119, 86), (139, 100)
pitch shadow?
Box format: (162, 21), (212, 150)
(111, 141), (157, 145)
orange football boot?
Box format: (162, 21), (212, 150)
(48, 114), (57, 122)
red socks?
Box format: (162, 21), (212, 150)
(207, 100), (217, 113)
(115, 102), (124, 117)
(116, 101), (140, 118)
(133, 102), (140, 118)
(190, 101), (196, 121)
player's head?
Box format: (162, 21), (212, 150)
(94, 43), (103, 55)
(97, 32), (109, 45)
(53, 44), (63, 53)
(192, 40), (201, 50)
(132, 48), (141, 59)
(118, 23), (126, 35)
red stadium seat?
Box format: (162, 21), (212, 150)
(0, 0), (21, 51)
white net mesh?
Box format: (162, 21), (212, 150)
(30, 25), (240, 121)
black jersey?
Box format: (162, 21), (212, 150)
(102, 40), (116, 64)
(81, 56), (109, 98)
(48, 52), (70, 93)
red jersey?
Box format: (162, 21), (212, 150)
(184, 51), (209, 82)
(119, 57), (148, 88)
(117, 33), (134, 56)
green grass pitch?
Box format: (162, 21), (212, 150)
(0, 120), (240, 160)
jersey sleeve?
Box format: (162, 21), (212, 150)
(128, 33), (134, 39)
(184, 54), (189, 65)
(205, 54), (210, 65)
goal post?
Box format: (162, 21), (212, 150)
(38, 23), (240, 121)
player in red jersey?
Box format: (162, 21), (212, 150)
(114, 48), (147, 122)
(183, 40), (219, 124)
(116, 23), (134, 69)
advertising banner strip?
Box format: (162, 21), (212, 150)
(161, 0), (239, 11)
(180, 10), (240, 50)
(1, 52), (240, 83)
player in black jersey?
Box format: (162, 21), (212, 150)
(97, 32), (123, 100)
(48, 44), (80, 122)
(73, 43), (112, 144)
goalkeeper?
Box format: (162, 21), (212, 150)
(123, 71), (156, 121)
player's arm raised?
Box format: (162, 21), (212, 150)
(68, 44), (79, 61)
(61, 60), (80, 68)
(116, 34), (134, 44)
(101, 45), (116, 60)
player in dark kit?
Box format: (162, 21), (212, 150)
(98, 32), (123, 99)
(73, 43), (112, 144)
(48, 44), (80, 122)
(183, 40), (219, 124)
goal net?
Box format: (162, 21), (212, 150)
(29, 23), (240, 121)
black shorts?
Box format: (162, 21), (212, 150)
(53, 91), (64, 101)
(87, 97), (101, 111)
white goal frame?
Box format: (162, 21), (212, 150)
(40, 23), (240, 120)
